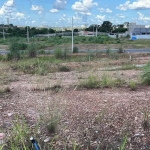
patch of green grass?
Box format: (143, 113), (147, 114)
(119, 135), (128, 150)
(7, 42), (21, 61)
(141, 62), (150, 85)
(128, 81), (137, 91)
(100, 74), (115, 88)
(79, 74), (99, 89)
(142, 110), (150, 131)
(27, 43), (37, 58)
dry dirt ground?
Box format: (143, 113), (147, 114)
(0, 56), (150, 149)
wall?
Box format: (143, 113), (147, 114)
(130, 35), (150, 40)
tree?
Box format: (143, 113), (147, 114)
(101, 21), (112, 33)
(73, 28), (78, 32)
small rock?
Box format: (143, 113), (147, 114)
(135, 117), (138, 121)
(44, 137), (50, 143)
(8, 113), (13, 116)
(95, 130), (98, 133)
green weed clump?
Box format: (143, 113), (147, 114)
(80, 74), (99, 89)
(100, 74), (114, 88)
(142, 110), (150, 131)
(27, 43), (37, 58)
(128, 81), (137, 91)
(13, 58), (51, 75)
(58, 65), (70, 72)
(7, 42), (21, 61)
(54, 48), (63, 58)
(141, 62), (150, 85)
(73, 46), (78, 53)
(118, 45), (124, 53)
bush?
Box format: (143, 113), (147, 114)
(73, 46), (78, 53)
(27, 43), (37, 58)
(128, 81), (137, 91)
(58, 66), (70, 72)
(54, 48), (63, 58)
(18, 43), (27, 50)
(141, 63), (150, 85)
(100, 74), (114, 88)
(7, 42), (20, 61)
(63, 47), (69, 57)
(38, 49), (45, 55)
(80, 75), (99, 89)
(118, 46), (124, 53)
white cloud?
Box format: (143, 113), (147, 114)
(16, 12), (25, 18)
(4, 0), (14, 7)
(62, 14), (66, 17)
(50, 9), (58, 13)
(72, 0), (98, 15)
(0, 6), (5, 15)
(106, 8), (112, 13)
(80, 11), (91, 15)
(53, 0), (67, 10)
(31, 5), (43, 11)
(117, 0), (150, 10)
(116, 14), (125, 18)
(32, 20), (36, 24)
(0, 0), (14, 16)
(146, 25), (150, 28)
(137, 12), (150, 21)
(99, 8), (112, 13)
(95, 15), (105, 20)
(38, 11), (43, 15)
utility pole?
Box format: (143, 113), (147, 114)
(27, 26), (30, 42)
(3, 28), (5, 40)
(72, 17), (74, 53)
(96, 24), (98, 37)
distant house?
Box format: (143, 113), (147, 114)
(79, 31), (95, 36)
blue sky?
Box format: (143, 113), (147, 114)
(0, 0), (150, 28)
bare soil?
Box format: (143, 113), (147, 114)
(0, 56), (150, 149)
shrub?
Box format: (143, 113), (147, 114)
(27, 43), (37, 58)
(38, 49), (45, 55)
(128, 81), (137, 91)
(63, 47), (69, 57)
(7, 42), (20, 61)
(47, 118), (58, 133)
(58, 66), (70, 72)
(73, 46), (78, 53)
(118, 46), (124, 53)
(100, 74), (114, 88)
(141, 63), (150, 85)
(54, 48), (63, 58)
(18, 43), (27, 50)
(80, 75), (99, 89)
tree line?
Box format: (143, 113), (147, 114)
(0, 21), (129, 37)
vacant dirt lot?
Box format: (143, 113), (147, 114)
(0, 55), (150, 149)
